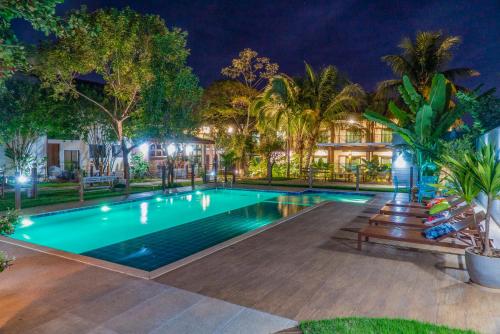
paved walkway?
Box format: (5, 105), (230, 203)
(2, 188), (499, 333)
(0, 242), (296, 333)
(155, 192), (500, 334)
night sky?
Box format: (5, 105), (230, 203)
(13, 0), (500, 92)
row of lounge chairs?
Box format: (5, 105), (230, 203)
(357, 196), (486, 250)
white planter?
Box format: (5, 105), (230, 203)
(465, 247), (500, 289)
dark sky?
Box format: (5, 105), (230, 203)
(13, 0), (500, 91)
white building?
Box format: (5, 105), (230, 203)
(0, 135), (216, 180)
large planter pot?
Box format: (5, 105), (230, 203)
(465, 247), (500, 289)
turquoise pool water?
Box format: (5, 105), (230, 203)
(11, 189), (371, 271)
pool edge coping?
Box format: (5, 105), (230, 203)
(2, 186), (374, 279)
(0, 200), (330, 280)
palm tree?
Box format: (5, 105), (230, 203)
(378, 31), (479, 99)
(254, 74), (313, 176)
(301, 63), (365, 168)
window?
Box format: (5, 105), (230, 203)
(112, 145), (122, 157)
(89, 144), (105, 159)
(63, 150), (79, 171)
(374, 127), (392, 143)
(345, 131), (362, 143)
(149, 144), (165, 157)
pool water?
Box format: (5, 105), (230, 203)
(11, 189), (371, 271)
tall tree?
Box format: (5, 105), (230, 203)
(377, 31), (479, 99)
(200, 79), (258, 173)
(300, 63), (365, 168)
(254, 74), (311, 175)
(221, 48), (278, 91)
(36, 7), (195, 190)
(0, 0), (63, 82)
(0, 76), (49, 174)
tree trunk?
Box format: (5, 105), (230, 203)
(116, 121), (130, 193)
(121, 138), (130, 193)
(267, 159), (272, 185)
(482, 195), (493, 256)
(286, 124), (290, 179)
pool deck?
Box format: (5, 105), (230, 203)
(1, 187), (499, 333)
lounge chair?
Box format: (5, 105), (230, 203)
(384, 195), (458, 208)
(379, 197), (465, 218)
(369, 204), (472, 228)
(357, 212), (484, 250)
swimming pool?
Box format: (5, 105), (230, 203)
(10, 189), (371, 272)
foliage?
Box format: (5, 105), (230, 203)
(458, 88), (500, 134)
(130, 153), (149, 179)
(300, 317), (477, 334)
(463, 144), (500, 256)
(362, 158), (391, 181)
(220, 150), (238, 169)
(221, 48), (278, 90)
(438, 155), (480, 206)
(200, 79), (258, 173)
(378, 30), (479, 99)
(257, 63), (365, 170)
(0, 0), (63, 82)
(365, 73), (462, 171)
(36, 7), (197, 189)
(0, 210), (19, 273)
(0, 76), (50, 174)
(438, 131), (476, 162)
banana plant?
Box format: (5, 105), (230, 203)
(364, 73), (463, 170)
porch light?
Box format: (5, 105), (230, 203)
(394, 153), (409, 168)
(139, 143), (149, 156)
(167, 143), (176, 156)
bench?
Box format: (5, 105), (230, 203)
(82, 176), (118, 190)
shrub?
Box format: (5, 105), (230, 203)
(130, 153), (149, 179)
(0, 210), (19, 272)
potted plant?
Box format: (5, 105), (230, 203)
(463, 144), (500, 288)
(443, 144), (500, 288)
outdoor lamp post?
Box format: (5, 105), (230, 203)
(15, 173), (29, 210)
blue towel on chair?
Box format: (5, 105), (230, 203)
(422, 223), (457, 239)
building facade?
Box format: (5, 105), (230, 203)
(316, 120), (393, 167)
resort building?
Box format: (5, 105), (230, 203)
(0, 135), (216, 179)
(316, 119), (393, 168)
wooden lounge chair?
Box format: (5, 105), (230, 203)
(384, 195), (458, 208)
(357, 212), (485, 250)
(369, 204), (471, 228)
(379, 205), (430, 218)
(379, 197), (465, 218)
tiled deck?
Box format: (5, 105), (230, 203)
(0, 242), (296, 333)
(155, 191), (500, 334)
(1, 188), (499, 333)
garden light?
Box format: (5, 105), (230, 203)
(17, 175), (28, 184)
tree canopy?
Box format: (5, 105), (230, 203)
(36, 7), (201, 188)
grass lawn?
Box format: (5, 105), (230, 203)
(300, 317), (477, 334)
(237, 179), (400, 193)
